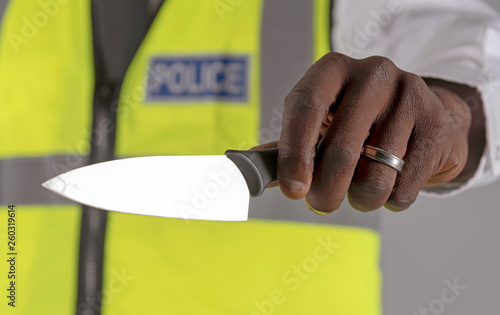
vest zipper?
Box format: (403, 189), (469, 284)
(76, 82), (117, 315)
(76, 1), (164, 313)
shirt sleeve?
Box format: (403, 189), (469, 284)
(332, 0), (500, 196)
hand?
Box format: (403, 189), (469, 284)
(275, 52), (474, 213)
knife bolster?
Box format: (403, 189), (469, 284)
(225, 148), (278, 197)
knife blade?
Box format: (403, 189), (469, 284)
(41, 148), (278, 221)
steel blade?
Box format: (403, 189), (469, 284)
(42, 156), (250, 221)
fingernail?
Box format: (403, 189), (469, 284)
(305, 199), (329, 215)
(280, 178), (307, 195)
(384, 202), (406, 212)
(265, 181), (280, 189)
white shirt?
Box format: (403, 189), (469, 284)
(333, 0), (500, 195)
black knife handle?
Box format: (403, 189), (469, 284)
(225, 148), (278, 197)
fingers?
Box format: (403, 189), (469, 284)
(347, 76), (417, 212)
(423, 86), (471, 185)
(383, 82), (470, 211)
(348, 115), (413, 212)
(250, 141), (278, 150)
(277, 53), (471, 214)
(278, 53), (351, 199)
(385, 117), (467, 211)
(305, 61), (399, 213)
(384, 148), (428, 211)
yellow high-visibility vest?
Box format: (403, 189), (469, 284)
(0, 1), (380, 314)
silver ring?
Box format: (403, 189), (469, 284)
(361, 145), (404, 172)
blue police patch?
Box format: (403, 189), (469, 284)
(146, 55), (249, 103)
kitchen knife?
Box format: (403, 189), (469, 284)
(42, 148), (278, 221)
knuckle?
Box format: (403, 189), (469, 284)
(420, 113), (451, 139)
(323, 52), (352, 69)
(406, 74), (428, 101)
(319, 52), (353, 82)
(399, 73), (428, 108)
(284, 86), (323, 115)
(279, 146), (315, 165)
(364, 56), (398, 81)
(319, 142), (359, 176)
(417, 112), (449, 143)
(378, 73), (427, 122)
(366, 177), (392, 194)
(402, 72), (426, 88)
(357, 173), (393, 196)
(428, 113), (448, 131)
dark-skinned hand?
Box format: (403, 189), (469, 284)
(255, 52), (485, 214)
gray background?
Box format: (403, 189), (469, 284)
(381, 181), (500, 314)
(381, 3), (500, 314)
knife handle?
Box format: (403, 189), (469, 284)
(225, 147), (278, 197)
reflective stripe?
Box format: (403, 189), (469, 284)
(0, 0), (8, 23)
(0, 155), (87, 205)
(256, 0), (379, 230)
(0, 152), (379, 229)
